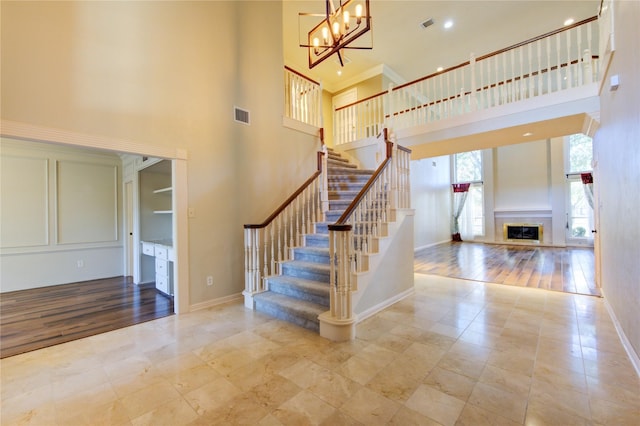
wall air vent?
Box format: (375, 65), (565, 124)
(234, 107), (250, 125)
(421, 18), (434, 29)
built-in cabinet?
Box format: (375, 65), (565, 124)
(141, 240), (175, 295)
(138, 159), (174, 296)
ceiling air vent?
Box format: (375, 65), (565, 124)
(420, 18), (434, 29)
(234, 107), (250, 125)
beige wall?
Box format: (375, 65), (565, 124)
(1, 1), (320, 305)
(594, 0), (640, 360)
(0, 139), (123, 291)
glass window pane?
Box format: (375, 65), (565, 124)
(455, 150), (482, 182)
(569, 180), (593, 239)
(568, 134), (593, 173)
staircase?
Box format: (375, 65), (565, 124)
(253, 148), (373, 331)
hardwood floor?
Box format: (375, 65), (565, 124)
(0, 277), (173, 359)
(415, 242), (599, 297)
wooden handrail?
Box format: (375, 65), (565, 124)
(285, 65), (320, 86)
(244, 151), (324, 229)
(475, 16), (598, 62)
(335, 91), (387, 112)
(334, 15), (599, 111)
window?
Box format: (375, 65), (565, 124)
(453, 150), (484, 238)
(568, 133), (593, 173)
(566, 134), (594, 241)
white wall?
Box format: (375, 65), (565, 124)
(488, 139), (567, 246)
(494, 141), (550, 210)
(0, 138), (123, 291)
(594, 0), (640, 362)
(411, 156), (451, 249)
(1, 1), (321, 306)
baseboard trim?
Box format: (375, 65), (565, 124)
(356, 287), (415, 324)
(602, 290), (640, 378)
(189, 292), (243, 312)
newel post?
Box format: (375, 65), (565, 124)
(389, 141), (399, 211)
(384, 82), (395, 130)
(243, 226), (262, 309)
(320, 145), (329, 220)
(319, 224), (356, 341)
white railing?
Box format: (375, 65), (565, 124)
(334, 92), (386, 145)
(334, 16), (600, 145)
(284, 66), (323, 128)
(327, 131), (411, 322)
(243, 151), (327, 307)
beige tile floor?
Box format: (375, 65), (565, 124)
(1, 274), (639, 426)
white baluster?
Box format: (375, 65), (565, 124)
(501, 53), (507, 104)
(576, 26), (583, 86)
(518, 47), (524, 101)
(567, 27), (573, 88)
(509, 49), (514, 103)
(546, 36), (552, 94)
(527, 43), (533, 99)
(556, 33), (562, 91)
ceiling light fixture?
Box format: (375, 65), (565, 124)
(444, 20), (453, 29)
(564, 18), (575, 26)
(437, 66), (444, 72)
(523, 132), (533, 137)
(299, 0), (372, 68)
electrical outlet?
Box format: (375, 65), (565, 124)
(206, 276), (213, 286)
(77, 260), (84, 268)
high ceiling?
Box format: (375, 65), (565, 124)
(283, 0), (601, 93)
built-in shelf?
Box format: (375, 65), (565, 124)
(153, 186), (173, 194)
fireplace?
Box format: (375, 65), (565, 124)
(503, 223), (543, 243)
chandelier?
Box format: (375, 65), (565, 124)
(299, 0), (372, 69)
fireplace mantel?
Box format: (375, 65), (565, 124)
(494, 209), (552, 218)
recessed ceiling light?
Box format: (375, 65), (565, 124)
(437, 66), (444, 72)
(444, 20), (453, 29)
(337, 70), (342, 76)
(523, 132), (533, 137)
(564, 18), (575, 26)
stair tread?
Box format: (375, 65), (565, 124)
(255, 292), (326, 316)
(267, 275), (329, 292)
(294, 246), (329, 254)
(282, 260), (330, 271)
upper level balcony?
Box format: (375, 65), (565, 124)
(285, 15), (605, 159)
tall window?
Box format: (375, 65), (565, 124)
(453, 150), (484, 238)
(566, 133), (594, 241)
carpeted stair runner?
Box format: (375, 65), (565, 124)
(253, 148), (373, 332)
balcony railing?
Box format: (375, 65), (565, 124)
(284, 66), (323, 128)
(334, 16), (600, 145)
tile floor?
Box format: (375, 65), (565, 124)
(1, 274), (638, 425)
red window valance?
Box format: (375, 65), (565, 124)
(581, 172), (593, 184)
(452, 183), (471, 193)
